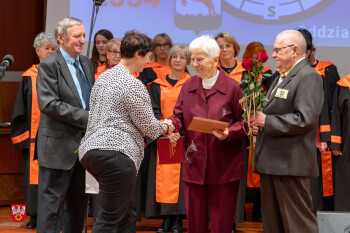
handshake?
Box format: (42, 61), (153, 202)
(162, 119), (180, 147)
(162, 119), (175, 136)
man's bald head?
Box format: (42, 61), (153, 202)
(272, 30), (308, 73)
(276, 30), (307, 57)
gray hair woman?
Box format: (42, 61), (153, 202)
(167, 35), (245, 232)
(34, 32), (58, 62)
(10, 32), (57, 229)
(79, 30), (173, 233)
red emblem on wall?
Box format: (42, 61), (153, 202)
(11, 204), (26, 222)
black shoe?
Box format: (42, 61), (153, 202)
(26, 216), (37, 229)
(232, 222), (237, 233)
(252, 203), (262, 222)
(157, 216), (173, 233)
(171, 215), (183, 233)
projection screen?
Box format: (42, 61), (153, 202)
(46, 0), (350, 77)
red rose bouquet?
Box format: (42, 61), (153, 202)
(239, 51), (271, 169)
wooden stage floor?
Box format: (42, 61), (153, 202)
(0, 206), (263, 232)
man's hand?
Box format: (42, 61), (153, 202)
(212, 128), (229, 140)
(250, 111), (266, 128)
(252, 126), (260, 135)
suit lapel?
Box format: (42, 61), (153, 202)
(264, 73), (280, 108)
(56, 49), (83, 108)
(265, 59), (308, 109)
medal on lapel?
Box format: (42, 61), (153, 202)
(275, 88), (288, 99)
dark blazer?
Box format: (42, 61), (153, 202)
(36, 49), (95, 170)
(169, 69), (245, 185)
(255, 58), (323, 177)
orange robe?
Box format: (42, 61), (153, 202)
(10, 65), (40, 184)
(216, 60), (245, 83)
(153, 73), (191, 203)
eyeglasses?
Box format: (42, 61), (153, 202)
(108, 50), (121, 56)
(273, 45), (295, 54)
(172, 55), (186, 61)
(155, 43), (170, 48)
(219, 44), (233, 50)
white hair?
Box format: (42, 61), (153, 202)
(55, 17), (82, 40)
(33, 32), (58, 49)
(277, 30), (307, 56)
(189, 35), (220, 58)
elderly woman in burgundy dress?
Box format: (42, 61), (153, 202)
(167, 35), (245, 233)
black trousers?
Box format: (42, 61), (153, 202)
(81, 149), (137, 233)
(37, 159), (88, 233)
(22, 148), (38, 216)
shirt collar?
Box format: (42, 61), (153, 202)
(283, 57), (305, 77)
(59, 47), (80, 64)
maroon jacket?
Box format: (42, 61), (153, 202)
(169, 69), (245, 185)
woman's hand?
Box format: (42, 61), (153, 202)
(168, 132), (180, 147)
(162, 119), (174, 136)
(212, 128), (229, 140)
(317, 142), (328, 152)
(332, 149), (342, 156)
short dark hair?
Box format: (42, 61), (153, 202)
(296, 28), (313, 51)
(121, 30), (154, 59)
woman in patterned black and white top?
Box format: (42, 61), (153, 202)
(79, 31), (172, 233)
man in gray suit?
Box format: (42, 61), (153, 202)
(251, 30), (323, 233)
(36, 17), (94, 233)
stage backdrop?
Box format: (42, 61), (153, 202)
(46, 0), (350, 77)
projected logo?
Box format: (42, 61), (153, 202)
(223, 0), (336, 25)
(174, 0), (222, 34)
(175, 0), (335, 33)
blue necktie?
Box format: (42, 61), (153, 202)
(73, 60), (91, 110)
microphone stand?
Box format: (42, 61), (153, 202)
(84, 1), (104, 232)
(84, 1), (104, 231)
(0, 72), (5, 82)
(86, 0), (105, 58)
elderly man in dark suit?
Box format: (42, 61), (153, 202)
(36, 17), (94, 233)
(251, 30), (323, 233)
